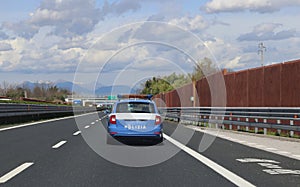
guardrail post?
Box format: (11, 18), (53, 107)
(277, 120), (281, 135)
(290, 120), (294, 137)
(229, 113), (233, 130)
(177, 108), (181, 123)
(261, 119), (267, 134)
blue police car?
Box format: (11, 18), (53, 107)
(107, 94), (163, 143)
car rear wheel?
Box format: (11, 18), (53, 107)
(157, 133), (163, 143)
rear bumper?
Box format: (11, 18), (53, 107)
(109, 131), (162, 137)
(108, 123), (163, 137)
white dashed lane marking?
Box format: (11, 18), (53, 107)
(52, 140), (67, 149)
(73, 131), (81, 136)
(85, 125), (90, 129)
(0, 162), (34, 184)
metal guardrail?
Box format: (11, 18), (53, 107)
(0, 103), (95, 116)
(160, 107), (300, 136)
(0, 103), (96, 124)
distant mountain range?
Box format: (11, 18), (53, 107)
(20, 80), (138, 96)
(95, 85), (137, 96)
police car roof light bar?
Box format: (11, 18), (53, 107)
(117, 94), (153, 100)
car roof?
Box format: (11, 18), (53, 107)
(116, 99), (153, 104)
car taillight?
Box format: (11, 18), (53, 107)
(155, 115), (161, 125)
(109, 115), (116, 124)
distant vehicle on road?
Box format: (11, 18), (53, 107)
(107, 94), (163, 143)
(97, 103), (113, 112)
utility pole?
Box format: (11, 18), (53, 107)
(258, 42), (266, 67)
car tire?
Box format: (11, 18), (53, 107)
(158, 133), (164, 144)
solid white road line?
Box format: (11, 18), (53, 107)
(52, 140), (67, 149)
(228, 138), (238, 141)
(187, 126), (300, 161)
(73, 131), (81, 136)
(0, 112), (98, 132)
(247, 143), (257, 146)
(163, 134), (255, 187)
(0, 162), (34, 183)
(254, 145), (265, 148)
(277, 151), (290, 155)
(266, 148), (278, 151)
(85, 125), (90, 129)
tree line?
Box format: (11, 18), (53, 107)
(0, 81), (71, 102)
(140, 57), (218, 95)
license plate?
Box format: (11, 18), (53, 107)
(125, 124), (146, 130)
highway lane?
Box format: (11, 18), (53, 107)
(0, 113), (101, 184)
(164, 121), (300, 186)
(0, 112), (299, 186)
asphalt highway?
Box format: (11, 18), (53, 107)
(0, 112), (299, 186)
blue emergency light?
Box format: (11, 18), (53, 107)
(117, 94), (153, 100)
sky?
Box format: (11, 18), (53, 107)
(1, 0), (300, 88)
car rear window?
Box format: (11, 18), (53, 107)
(116, 102), (155, 113)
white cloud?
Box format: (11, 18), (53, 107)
(168, 15), (208, 32)
(0, 35), (85, 73)
(29, 0), (103, 36)
(238, 23), (297, 41)
(0, 0), (156, 75)
(3, 21), (40, 39)
(204, 0), (300, 13)
(0, 0), (299, 84)
(204, 37), (241, 61)
(0, 30), (9, 40)
(224, 56), (245, 69)
(104, 0), (141, 16)
(0, 37), (27, 71)
(3, 0), (149, 39)
(253, 23), (282, 33)
(0, 42), (12, 51)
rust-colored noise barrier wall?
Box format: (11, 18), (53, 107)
(154, 59), (300, 107)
